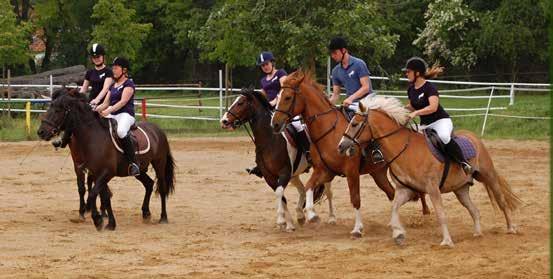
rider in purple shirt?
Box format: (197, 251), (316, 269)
(246, 52), (312, 178)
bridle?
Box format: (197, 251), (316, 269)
(41, 106), (71, 136)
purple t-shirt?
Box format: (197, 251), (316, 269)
(109, 78), (135, 116)
(260, 69), (287, 102)
(407, 81), (449, 125)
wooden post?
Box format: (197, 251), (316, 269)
(141, 98), (147, 121)
(197, 81), (203, 113)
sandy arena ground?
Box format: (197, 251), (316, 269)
(0, 137), (549, 278)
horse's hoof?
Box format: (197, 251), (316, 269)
(297, 217), (306, 226)
(350, 231), (363, 239)
(507, 227), (518, 234)
(159, 218), (168, 224)
(142, 211), (151, 220)
(394, 233), (405, 246)
(308, 215), (320, 224)
(473, 232), (483, 237)
(285, 226), (295, 233)
(327, 217), (337, 225)
(440, 239), (455, 248)
(104, 223), (116, 231)
(277, 223), (286, 231)
(93, 217), (104, 231)
(101, 211), (108, 218)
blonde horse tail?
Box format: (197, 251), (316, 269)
(482, 172), (521, 212)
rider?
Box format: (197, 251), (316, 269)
(54, 43), (114, 148)
(403, 57), (474, 178)
(96, 57), (140, 176)
(328, 37), (383, 162)
(328, 37), (374, 113)
(246, 51), (312, 178)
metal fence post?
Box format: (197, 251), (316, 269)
(509, 83), (515, 105)
(50, 75), (53, 96)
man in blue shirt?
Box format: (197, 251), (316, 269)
(328, 37), (373, 112)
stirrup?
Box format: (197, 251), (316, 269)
(461, 162), (473, 175)
(128, 163), (140, 176)
(371, 149), (385, 164)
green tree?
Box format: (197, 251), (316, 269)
(193, 0), (399, 72)
(91, 0), (152, 64)
(414, 0), (479, 69)
(0, 0), (30, 71)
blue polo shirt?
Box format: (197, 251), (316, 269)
(331, 55), (372, 101)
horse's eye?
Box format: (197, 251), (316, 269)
(237, 102), (243, 106)
(285, 96), (291, 101)
(352, 122), (358, 127)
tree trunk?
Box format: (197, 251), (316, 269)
(21, 0), (30, 21)
(42, 31), (53, 71)
(11, 0), (20, 22)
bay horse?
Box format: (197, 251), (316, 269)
(338, 96), (520, 247)
(221, 88), (334, 232)
(271, 70), (428, 238)
(50, 89), (104, 222)
(37, 88), (175, 231)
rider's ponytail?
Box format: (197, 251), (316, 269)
(424, 65), (444, 79)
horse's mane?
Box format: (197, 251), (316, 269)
(241, 88), (272, 111)
(361, 96), (410, 125)
(286, 69), (333, 107)
(52, 87), (108, 128)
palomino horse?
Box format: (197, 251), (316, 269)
(338, 96), (520, 247)
(271, 70), (428, 238)
(37, 88), (176, 231)
(221, 88), (334, 232)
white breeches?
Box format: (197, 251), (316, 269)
(421, 118), (453, 144)
(110, 112), (136, 138)
(291, 116), (304, 132)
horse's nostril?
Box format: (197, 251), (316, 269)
(222, 119), (228, 125)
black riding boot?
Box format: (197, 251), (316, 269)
(445, 140), (474, 184)
(120, 135), (140, 176)
(296, 130), (312, 164)
(246, 165), (263, 178)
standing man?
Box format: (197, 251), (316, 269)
(328, 37), (373, 113)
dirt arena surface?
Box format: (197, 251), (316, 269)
(0, 137), (549, 278)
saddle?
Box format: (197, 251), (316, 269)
(340, 106), (356, 122)
(424, 130), (476, 163)
(108, 119), (151, 155)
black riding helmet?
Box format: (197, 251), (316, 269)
(112, 57), (130, 71)
(402, 57), (427, 74)
(328, 37), (348, 51)
(89, 43), (106, 56)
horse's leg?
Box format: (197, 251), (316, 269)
(369, 166), (395, 201)
(90, 173), (107, 218)
(454, 185), (482, 237)
(135, 172), (154, 221)
(420, 193), (431, 215)
(101, 186), (116, 231)
(346, 174), (363, 238)
(304, 169), (330, 224)
(275, 173), (294, 232)
(152, 159), (169, 224)
(75, 164), (86, 221)
(389, 186), (415, 245)
(86, 173), (109, 231)
(427, 188), (454, 247)
(323, 182), (337, 225)
(289, 176), (306, 225)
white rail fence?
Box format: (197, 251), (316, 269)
(0, 70), (550, 136)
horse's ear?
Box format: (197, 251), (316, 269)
(67, 88), (78, 97)
(240, 88), (253, 100)
(359, 102), (367, 113)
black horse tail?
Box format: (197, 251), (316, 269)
(157, 147), (176, 196)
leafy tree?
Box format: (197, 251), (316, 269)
(0, 0), (30, 71)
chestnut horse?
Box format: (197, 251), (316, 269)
(338, 96), (520, 247)
(37, 88), (175, 231)
(271, 70), (428, 238)
(221, 88), (334, 231)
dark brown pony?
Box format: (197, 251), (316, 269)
(271, 70), (428, 238)
(338, 96), (520, 247)
(37, 88), (175, 231)
(221, 88), (334, 231)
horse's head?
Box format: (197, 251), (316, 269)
(37, 88), (87, 141)
(271, 70), (307, 134)
(221, 87), (270, 130)
(338, 102), (371, 156)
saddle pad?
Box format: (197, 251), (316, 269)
(108, 120), (151, 155)
(425, 135), (476, 163)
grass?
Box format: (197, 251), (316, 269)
(0, 89), (549, 141)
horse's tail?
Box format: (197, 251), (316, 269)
(482, 172), (521, 212)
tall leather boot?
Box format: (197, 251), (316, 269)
(120, 134), (140, 176)
(296, 130), (312, 164)
(445, 140), (474, 184)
